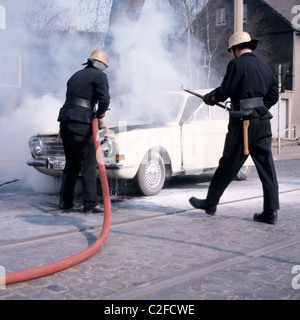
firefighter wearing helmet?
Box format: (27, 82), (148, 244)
(189, 32), (280, 224)
(57, 49), (110, 213)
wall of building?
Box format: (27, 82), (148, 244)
(292, 33), (300, 137)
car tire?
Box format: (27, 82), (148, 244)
(134, 151), (166, 196)
(235, 165), (250, 181)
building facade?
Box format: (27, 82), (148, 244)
(190, 0), (300, 139)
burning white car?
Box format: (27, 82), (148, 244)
(27, 90), (250, 196)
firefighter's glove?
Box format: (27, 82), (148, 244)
(203, 90), (216, 106)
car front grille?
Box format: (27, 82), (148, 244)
(41, 136), (65, 156)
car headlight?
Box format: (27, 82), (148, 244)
(101, 136), (115, 158)
(29, 137), (44, 156)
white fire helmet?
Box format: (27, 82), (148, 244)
(228, 32), (258, 52)
(84, 49), (109, 67)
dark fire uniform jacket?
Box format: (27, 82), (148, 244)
(59, 65), (110, 124)
(214, 52), (278, 118)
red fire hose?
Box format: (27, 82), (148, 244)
(4, 118), (111, 285)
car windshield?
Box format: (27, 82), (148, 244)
(106, 93), (183, 125)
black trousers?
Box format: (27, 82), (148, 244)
(206, 117), (279, 212)
(60, 121), (98, 211)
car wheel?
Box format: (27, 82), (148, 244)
(235, 165), (250, 181)
(134, 151), (166, 196)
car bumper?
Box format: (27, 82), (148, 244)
(27, 159), (48, 167)
(27, 158), (123, 170)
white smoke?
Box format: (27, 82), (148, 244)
(0, 94), (61, 191)
(105, 0), (190, 124)
(110, 1), (187, 94)
(0, 1), (101, 191)
(0, 0), (196, 191)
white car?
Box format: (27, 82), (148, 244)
(27, 90), (250, 196)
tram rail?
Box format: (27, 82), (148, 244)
(1, 186), (300, 298)
(1, 186), (300, 250)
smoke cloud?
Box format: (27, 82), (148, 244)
(0, 1), (96, 190)
(0, 94), (61, 191)
(110, 1), (187, 93)
(105, 0), (190, 123)
(0, 0), (199, 190)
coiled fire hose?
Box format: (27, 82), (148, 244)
(4, 118), (111, 285)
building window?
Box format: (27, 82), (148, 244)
(216, 7), (226, 26)
(0, 5), (6, 29)
(0, 54), (22, 88)
(243, 4), (248, 22)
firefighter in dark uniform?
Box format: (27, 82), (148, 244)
(189, 32), (279, 224)
(57, 49), (110, 213)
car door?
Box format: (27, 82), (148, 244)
(181, 97), (208, 174)
(199, 105), (229, 168)
(181, 98), (229, 174)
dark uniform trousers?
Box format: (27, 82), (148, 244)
(60, 121), (98, 211)
(206, 116), (279, 212)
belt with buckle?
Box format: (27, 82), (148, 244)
(230, 97), (264, 118)
(240, 97), (264, 109)
(64, 96), (94, 109)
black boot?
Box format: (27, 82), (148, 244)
(84, 204), (104, 214)
(253, 210), (278, 225)
(59, 202), (74, 210)
(189, 197), (216, 215)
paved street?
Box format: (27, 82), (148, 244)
(0, 145), (300, 302)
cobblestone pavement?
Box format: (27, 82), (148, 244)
(0, 146), (300, 301)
